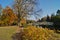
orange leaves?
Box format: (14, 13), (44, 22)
(2, 6), (17, 25)
(20, 18), (26, 24)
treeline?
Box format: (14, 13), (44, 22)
(37, 10), (60, 30)
(51, 10), (60, 30)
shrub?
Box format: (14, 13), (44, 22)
(12, 26), (60, 40)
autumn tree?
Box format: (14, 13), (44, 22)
(1, 6), (17, 26)
(14, 0), (41, 27)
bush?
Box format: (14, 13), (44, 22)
(12, 26), (60, 40)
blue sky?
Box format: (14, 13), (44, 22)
(40, 0), (60, 17)
(0, 0), (60, 18)
(0, 0), (14, 8)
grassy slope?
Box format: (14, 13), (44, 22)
(0, 26), (18, 40)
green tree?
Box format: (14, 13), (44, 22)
(51, 13), (55, 22)
(56, 9), (60, 16)
(46, 15), (50, 22)
(53, 16), (60, 30)
(51, 13), (60, 30)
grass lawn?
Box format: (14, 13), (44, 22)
(0, 26), (18, 40)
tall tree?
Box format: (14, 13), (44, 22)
(51, 13), (55, 22)
(14, 0), (41, 27)
(46, 15), (50, 22)
(56, 9), (60, 16)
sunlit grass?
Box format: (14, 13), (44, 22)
(0, 26), (18, 40)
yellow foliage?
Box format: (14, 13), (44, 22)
(20, 18), (26, 26)
(2, 6), (18, 25)
(14, 26), (59, 40)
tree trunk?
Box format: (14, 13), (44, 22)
(18, 6), (21, 27)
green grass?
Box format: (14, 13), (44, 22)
(0, 26), (18, 40)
